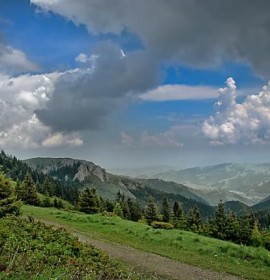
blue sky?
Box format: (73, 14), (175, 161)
(1, 0), (270, 169)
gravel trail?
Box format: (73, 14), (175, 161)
(39, 219), (244, 280)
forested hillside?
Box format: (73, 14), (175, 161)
(24, 156), (214, 217)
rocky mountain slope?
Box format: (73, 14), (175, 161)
(24, 157), (109, 182)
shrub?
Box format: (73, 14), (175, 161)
(102, 211), (115, 217)
(151, 221), (174, 229)
(0, 216), (128, 279)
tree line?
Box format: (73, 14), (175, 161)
(77, 188), (270, 251)
(0, 150), (80, 204)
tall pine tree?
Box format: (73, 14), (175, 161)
(0, 174), (20, 218)
(172, 201), (186, 229)
(145, 196), (158, 225)
(187, 206), (201, 232)
(79, 188), (100, 214)
(212, 201), (228, 240)
(21, 174), (40, 206)
(127, 198), (142, 221)
(161, 195), (170, 222)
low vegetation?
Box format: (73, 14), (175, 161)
(0, 216), (130, 279)
(23, 205), (270, 280)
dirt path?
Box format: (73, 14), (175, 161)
(39, 219), (243, 280)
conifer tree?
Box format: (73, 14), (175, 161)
(43, 177), (53, 197)
(213, 201), (228, 240)
(145, 196), (158, 225)
(21, 174), (40, 206)
(173, 201), (179, 217)
(79, 188), (99, 214)
(225, 211), (240, 242)
(239, 210), (255, 245)
(0, 174), (20, 218)
(187, 206), (201, 232)
(161, 195), (170, 222)
(172, 201), (186, 229)
(127, 198), (142, 221)
(121, 199), (131, 220)
(104, 199), (114, 212)
(15, 180), (24, 200)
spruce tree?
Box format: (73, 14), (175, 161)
(104, 199), (114, 212)
(225, 211), (240, 242)
(21, 174), (40, 206)
(187, 206), (201, 232)
(161, 195), (170, 222)
(15, 180), (24, 200)
(121, 199), (131, 220)
(0, 174), (20, 218)
(79, 188), (99, 214)
(172, 201), (186, 229)
(43, 177), (53, 197)
(127, 198), (142, 221)
(239, 210), (255, 245)
(145, 196), (158, 225)
(213, 201), (228, 240)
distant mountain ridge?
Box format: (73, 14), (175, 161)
(24, 157), (212, 217)
(152, 163), (270, 205)
(24, 157), (270, 212)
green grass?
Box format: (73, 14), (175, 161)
(23, 205), (270, 280)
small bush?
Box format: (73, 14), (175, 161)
(0, 216), (128, 279)
(151, 221), (174, 229)
(102, 211), (115, 217)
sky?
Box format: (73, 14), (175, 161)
(1, 0), (270, 169)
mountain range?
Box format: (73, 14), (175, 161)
(151, 163), (270, 205)
(24, 157), (214, 217)
(24, 157), (270, 214)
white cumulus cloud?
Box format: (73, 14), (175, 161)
(202, 78), (270, 145)
(0, 72), (83, 148)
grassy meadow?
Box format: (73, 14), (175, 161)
(22, 205), (270, 280)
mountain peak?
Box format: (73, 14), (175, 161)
(24, 157), (109, 183)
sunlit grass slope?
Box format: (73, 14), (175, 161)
(22, 205), (270, 280)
